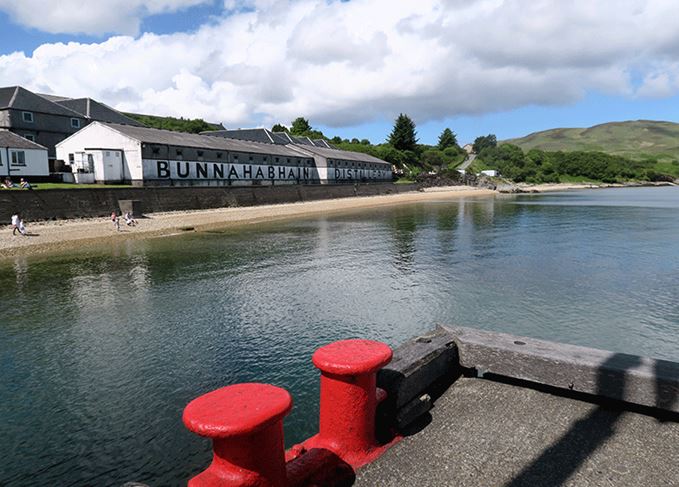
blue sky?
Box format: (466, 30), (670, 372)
(2, 0), (679, 146)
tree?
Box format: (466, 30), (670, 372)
(473, 134), (497, 153)
(271, 123), (289, 133)
(290, 117), (312, 135)
(421, 149), (446, 170)
(437, 128), (457, 150)
(388, 113), (418, 151)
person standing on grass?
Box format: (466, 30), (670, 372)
(11, 213), (20, 235)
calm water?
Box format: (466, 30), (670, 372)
(1, 186), (679, 486)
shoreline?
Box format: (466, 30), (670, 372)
(510, 181), (676, 193)
(0, 186), (495, 260)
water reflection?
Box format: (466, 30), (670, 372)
(1, 187), (678, 486)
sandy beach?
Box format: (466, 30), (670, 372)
(0, 186), (495, 259)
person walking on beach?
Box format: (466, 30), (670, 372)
(18, 218), (27, 236)
(111, 211), (120, 232)
(11, 213), (20, 235)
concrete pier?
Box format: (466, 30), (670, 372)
(358, 326), (679, 486)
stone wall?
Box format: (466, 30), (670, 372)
(0, 183), (418, 221)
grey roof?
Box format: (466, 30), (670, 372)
(200, 126), (388, 164)
(312, 139), (332, 149)
(293, 144), (389, 164)
(37, 93), (72, 103)
(290, 135), (315, 146)
(56, 98), (145, 126)
(272, 131), (293, 144)
(0, 130), (48, 150)
(100, 122), (308, 157)
(0, 86), (83, 117)
(202, 128), (275, 144)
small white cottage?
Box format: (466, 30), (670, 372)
(0, 130), (49, 178)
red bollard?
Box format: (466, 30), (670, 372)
(310, 339), (393, 467)
(183, 383), (293, 487)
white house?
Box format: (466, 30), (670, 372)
(0, 129), (49, 178)
(480, 169), (498, 177)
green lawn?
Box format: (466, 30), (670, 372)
(2, 183), (134, 191)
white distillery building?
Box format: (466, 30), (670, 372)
(203, 128), (393, 184)
(56, 122), (392, 186)
(0, 129), (49, 179)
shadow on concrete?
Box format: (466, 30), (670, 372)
(654, 358), (679, 420)
(376, 368), (460, 441)
(503, 353), (640, 487)
(286, 447), (355, 487)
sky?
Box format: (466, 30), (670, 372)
(2, 0), (679, 145)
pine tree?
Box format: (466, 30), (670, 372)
(437, 128), (457, 150)
(290, 117), (312, 135)
(388, 113), (418, 151)
(271, 123), (289, 133)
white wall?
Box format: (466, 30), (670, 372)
(0, 147), (49, 177)
(56, 123), (142, 182)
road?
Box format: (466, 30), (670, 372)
(458, 153), (476, 170)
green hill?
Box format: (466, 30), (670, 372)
(123, 112), (225, 134)
(505, 120), (679, 162)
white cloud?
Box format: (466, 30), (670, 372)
(0, 0), (211, 35)
(2, 0), (679, 130)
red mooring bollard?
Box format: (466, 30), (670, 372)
(183, 383), (292, 487)
(310, 339), (393, 467)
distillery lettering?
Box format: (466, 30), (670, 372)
(145, 160), (317, 182)
(142, 159), (391, 182)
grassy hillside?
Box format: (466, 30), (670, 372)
(505, 120), (679, 161)
(124, 113), (225, 133)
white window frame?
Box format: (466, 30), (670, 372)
(10, 150), (26, 166)
(24, 134), (35, 142)
(71, 118), (80, 129)
(22, 111), (34, 123)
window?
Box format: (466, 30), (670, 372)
(217, 152), (223, 159)
(249, 155), (253, 161)
(197, 150), (204, 157)
(176, 149), (183, 155)
(71, 118), (80, 129)
(105, 151), (111, 157)
(11, 151), (26, 166)
(275, 157), (279, 163)
(69, 153), (74, 164)
(152, 146), (160, 155)
(22, 112), (33, 123)
(24, 134), (35, 142)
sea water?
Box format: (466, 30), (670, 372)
(1, 186), (678, 485)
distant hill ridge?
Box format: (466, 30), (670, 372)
(504, 120), (679, 161)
